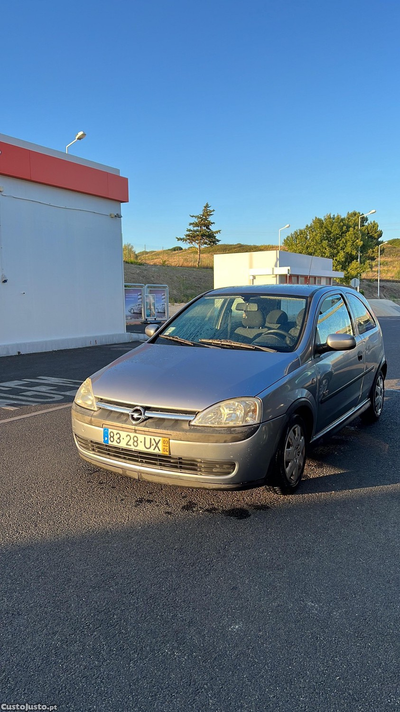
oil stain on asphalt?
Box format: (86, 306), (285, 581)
(87, 471), (270, 520)
(180, 501), (270, 519)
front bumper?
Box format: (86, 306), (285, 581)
(71, 402), (285, 490)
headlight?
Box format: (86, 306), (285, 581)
(74, 378), (97, 411)
(191, 398), (261, 427)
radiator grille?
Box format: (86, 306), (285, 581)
(76, 436), (235, 477)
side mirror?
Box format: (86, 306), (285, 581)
(316, 333), (356, 354)
(145, 324), (160, 338)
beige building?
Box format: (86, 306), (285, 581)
(214, 250), (344, 289)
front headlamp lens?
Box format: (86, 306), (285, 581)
(74, 378), (97, 411)
(191, 398), (261, 427)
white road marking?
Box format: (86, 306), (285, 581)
(0, 403), (72, 424)
(0, 376), (81, 409)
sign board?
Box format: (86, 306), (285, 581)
(145, 285), (169, 321)
(350, 278), (360, 289)
(124, 284), (145, 324)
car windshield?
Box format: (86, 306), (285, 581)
(155, 294), (307, 352)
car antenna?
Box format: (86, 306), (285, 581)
(307, 255), (314, 284)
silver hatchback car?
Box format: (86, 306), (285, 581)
(72, 285), (386, 494)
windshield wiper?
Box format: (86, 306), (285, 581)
(159, 334), (215, 348)
(159, 334), (275, 351)
(199, 338), (276, 352)
(159, 334), (197, 346)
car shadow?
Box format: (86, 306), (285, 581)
(300, 391), (399, 494)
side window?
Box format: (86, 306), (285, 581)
(316, 295), (353, 345)
(346, 294), (376, 334)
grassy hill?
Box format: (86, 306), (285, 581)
(124, 240), (400, 303)
(363, 241), (400, 281)
(124, 262), (213, 303)
(361, 279), (400, 301)
(362, 240), (400, 301)
(133, 243), (277, 269)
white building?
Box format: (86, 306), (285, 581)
(0, 133), (131, 356)
(214, 249), (344, 289)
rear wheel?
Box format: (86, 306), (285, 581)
(267, 414), (307, 495)
(360, 370), (384, 423)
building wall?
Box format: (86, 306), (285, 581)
(214, 251), (279, 288)
(214, 250), (343, 289)
(275, 251), (337, 276)
(0, 135), (130, 356)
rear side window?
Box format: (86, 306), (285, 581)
(316, 295), (353, 345)
(346, 294), (376, 334)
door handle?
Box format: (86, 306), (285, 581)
(357, 352), (363, 361)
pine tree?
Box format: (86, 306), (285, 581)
(176, 203), (221, 267)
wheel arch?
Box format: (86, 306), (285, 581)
(380, 359), (387, 379)
(286, 401), (314, 443)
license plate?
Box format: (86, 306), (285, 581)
(102, 427), (170, 455)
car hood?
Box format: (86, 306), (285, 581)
(91, 343), (299, 411)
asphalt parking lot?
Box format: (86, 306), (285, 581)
(0, 318), (399, 712)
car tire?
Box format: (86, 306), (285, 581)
(267, 413), (307, 495)
(360, 370), (385, 424)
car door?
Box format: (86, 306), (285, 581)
(344, 293), (382, 401)
(314, 293), (364, 435)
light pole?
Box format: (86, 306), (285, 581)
(278, 224), (290, 250)
(377, 243), (381, 298)
(66, 131), (86, 153)
(357, 209), (376, 291)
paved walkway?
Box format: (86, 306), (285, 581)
(367, 298), (400, 317)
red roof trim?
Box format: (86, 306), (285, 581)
(0, 141), (129, 202)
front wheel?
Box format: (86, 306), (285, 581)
(267, 414), (307, 495)
(360, 370), (385, 424)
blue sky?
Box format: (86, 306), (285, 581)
(2, 0), (400, 250)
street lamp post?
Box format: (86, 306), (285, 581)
(66, 131), (86, 153)
(377, 243), (381, 298)
(357, 209), (376, 291)
(278, 224), (290, 250)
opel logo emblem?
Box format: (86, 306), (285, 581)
(130, 406), (146, 425)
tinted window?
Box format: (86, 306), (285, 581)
(346, 294), (376, 334)
(316, 295), (353, 345)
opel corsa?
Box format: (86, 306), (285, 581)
(72, 285), (386, 494)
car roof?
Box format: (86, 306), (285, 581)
(206, 284), (335, 298)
